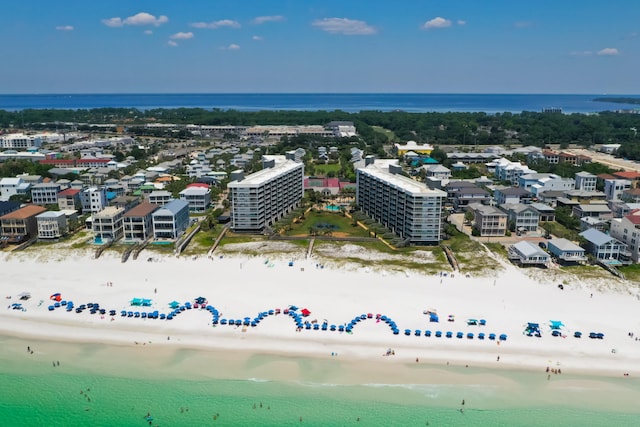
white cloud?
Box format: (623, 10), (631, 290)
(228, 44), (240, 50)
(457, 20), (466, 26)
(170, 32), (194, 40)
(570, 50), (593, 56)
(168, 40), (178, 47)
(102, 12), (168, 28)
(252, 15), (285, 24)
(144, 30), (153, 35)
(102, 17), (123, 27)
(190, 19), (241, 29)
(312, 18), (376, 35)
(597, 47), (619, 56)
(422, 17), (452, 30)
(56, 25), (74, 31)
(252, 35), (263, 41)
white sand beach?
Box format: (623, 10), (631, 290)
(2, 246), (640, 382)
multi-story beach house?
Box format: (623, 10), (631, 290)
(575, 172), (597, 192)
(579, 228), (629, 265)
(92, 206), (125, 243)
(0, 177), (30, 201)
(356, 158), (445, 245)
(57, 188), (82, 210)
(179, 186), (211, 212)
(228, 155), (304, 231)
(0, 133), (42, 149)
(610, 209), (640, 262)
(123, 201), (160, 242)
(36, 211), (68, 239)
(501, 203), (540, 233)
(546, 238), (587, 264)
(152, 199), (190, 240)
(81, 187), (108, 214)
(30, 182), (61, 206)
(468, 203), (507, 237)
(0, 204), (47, 242)
(147, 191), (173, 206)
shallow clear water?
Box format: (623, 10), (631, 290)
(1, 336), (639, 426)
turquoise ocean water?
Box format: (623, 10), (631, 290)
(1, 336), (639, 426)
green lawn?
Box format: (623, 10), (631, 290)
(372, 125), (397, 141)
(284, 210), (370, 237)
(618, 264), (640, 281)
(313, 163), (341, 175)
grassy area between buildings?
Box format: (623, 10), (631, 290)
(284, 210), (370, 238)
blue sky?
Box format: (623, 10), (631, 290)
(1, 0), (639, 94)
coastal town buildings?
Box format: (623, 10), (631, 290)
(179, 186), (211, 212)
(30, 183), (61, 206)
(0, 204), (46, 242)
(36, 211), (68, 239)
(123, 201), (159, 242)
(80, 187), (107, 214)
(152, 199), (190, 240)
(92, 206), (125, 243)
(356, 158), (445, 245)
(228, 155), (304, 231)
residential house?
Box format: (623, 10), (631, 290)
(57, 188), (82, 211)
(0, 177), (30, 201)
(501, 203), (540, 233)
(494, 159), (536, 185)
(36, 211), (68, 239)
(152, 199), (190, 240)
(179, 186), (211, 212)
(446, 181), (491, 211)
(575, 172), (597, 192)
(580, 216), (610, 232)
(423, 164), (452, 180)
(92, 206), (125, 243)
(30, 182), (61, 206)
(519, 173), (575, 196)
(394, 141), (433, 156)
(530, 203), (555, 222)
(469, 203), (507, 237)
(612, 171), (640, 189)
(0, 200), (21, 217)
(610, 209), (640, 262)
(546, 238), (587, 263)
(508, 241), (549, 267)
(572, 204), (612, 220)
(147, 191), (173, 206)
(579, 228), (628, 264)
(111, 195), (140, 211)
(604, 178), (631, 202)
(0, 204), (47, 242)
(563, 190), (607, 204)
(80, 187), (108, 213)
(123, 201), (160, 242)
(621, 188), (640, 204)
(494, 186), (531, 205)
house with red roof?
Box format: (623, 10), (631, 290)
(57, 188), (81, 210)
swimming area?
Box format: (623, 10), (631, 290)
(2, 335), (639, 426)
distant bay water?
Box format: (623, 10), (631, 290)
(0, 93), (639, 114)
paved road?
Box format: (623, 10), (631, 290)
(565, 148), (640, 172)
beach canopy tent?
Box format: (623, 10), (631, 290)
(429, 313), (439, 322)
(169, 301), (180, 309)
(301, 308), (311, 317)
(525, 322), (541, 335)
(467, 319), (478, 326)
(50, 293), (61, 301)
(549, 320), (565, 330)
(141, 299), (152, 307)
(131, 298), (143, 306)
(195, 297), (207, 304)
(18, 292), (31, 300)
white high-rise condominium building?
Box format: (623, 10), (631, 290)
(357, 158), (446, 245)
(228, 155), (304, 231)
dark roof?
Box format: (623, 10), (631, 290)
(0, 201), (21, 216)
(123, 201), (160, 217)
(498, 187), (530, 196)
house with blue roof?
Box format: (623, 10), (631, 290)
(579, 228), (629, 265)
(152, 199), (189, 240)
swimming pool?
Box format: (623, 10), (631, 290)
(326, 205), (341, 212)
